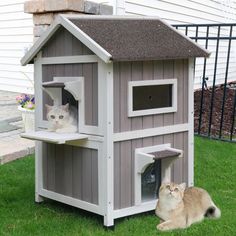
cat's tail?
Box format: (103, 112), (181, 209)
(205, 205), (221, 219)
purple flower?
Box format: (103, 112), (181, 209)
(31, 97), (35, 104)
(16, 94), (35, 110)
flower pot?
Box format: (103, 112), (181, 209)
(18, 106), (35, 132)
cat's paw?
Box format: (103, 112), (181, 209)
(55, 129), (65, 133)
(156, 222), (171, 231)
(47, 128), (54, 132)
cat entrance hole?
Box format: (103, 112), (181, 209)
(141, 160), (161, 202)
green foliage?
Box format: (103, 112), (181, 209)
(0, 137), (235, 235)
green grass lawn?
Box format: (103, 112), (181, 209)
(0, 137), (235, 236)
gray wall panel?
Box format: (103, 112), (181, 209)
(184, 60), (189, 123)
(55, 145), (65, 194)
(120, 62), (132, 132)
(91, 149), (98, 204)
(47, 143), (55, 191)
(163, 60), (174, 126)
(114, 132), (188, 209)
(131, 61), (143, 131)
(64, 145), (73, 196)
(113, 63), (120, 133)
(42, 27), (94, 57)
(113, 60), (189, 133)
(42, 143), (98, 204)
(82, 148), (92, 202)
(72, 147), (82, 199)
(120, 140), (132, 208)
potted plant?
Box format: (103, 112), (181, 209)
(16, 94), (35, 132)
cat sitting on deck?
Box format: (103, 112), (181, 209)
(45, 103), (77, 133)
(155, 182), (221, 231)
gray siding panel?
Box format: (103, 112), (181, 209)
(120, 62), (132, 132)
(64, 145), (73, 196)
(163, 60), (174, 126)
(72, 147), (82, 199)
(184, 60), (189, 123)
(120, 140), (132, 208)
(153, 61), (164, 145)
(173, 132), (184, 184)
(55, 145), (65, 194)
(142, 61), (154, 130)
(47, 143), (55, 191)
(82, 148), (92, 202)
(114, 132), (188, 209)
(131, 61), (143, 131)
(42, 143), (98, 204)
(91, 149), (98, 204)
(113, 60), (189, 133)
(42, 63), (98, 126)
(113, 63), (120, 133)
(42, 27), (94, 57)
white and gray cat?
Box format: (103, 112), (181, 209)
(45, 103), (77, 133)
(155, 182), (221, 231)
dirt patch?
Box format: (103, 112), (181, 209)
(194, 82), (236, 139)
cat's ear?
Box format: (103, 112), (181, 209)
(179, 183), (186, 191)
(62, 103), (69, 112)
(45, 104), (52, 112)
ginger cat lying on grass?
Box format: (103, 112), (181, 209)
(155, 183), (221, 231)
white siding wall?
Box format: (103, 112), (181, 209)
(0, 0), (34, 94)
(114, 0), (236, 89)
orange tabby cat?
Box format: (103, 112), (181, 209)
(155, 182), (221, 231)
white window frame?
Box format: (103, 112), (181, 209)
(42, 76), (101, 136)
(128, 79), (178, 117)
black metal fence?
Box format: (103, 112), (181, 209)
(173, 23), (236, 142)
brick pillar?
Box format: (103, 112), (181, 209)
(24, 0), (113, 41)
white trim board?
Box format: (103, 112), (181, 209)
(103, 62), (115, 227)
(188, 58), (194, 187)
(35, 141), (44, 203)
(39, 189), (103, 215)
(21, 131), (88, 144)
(41, 55), (99, 65)
(128, 79), (177, 117)
(113, 200), (157, 219)
(113, 123), (189, 142)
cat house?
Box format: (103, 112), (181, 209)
(21, 15), (210, 227)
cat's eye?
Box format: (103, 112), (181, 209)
(166, 185), (170, 189)
(50, 115), (55, 119)
(174, 188), (179, 192)
(59, 115), (64, 119)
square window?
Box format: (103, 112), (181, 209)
(128, 79), (177, 117)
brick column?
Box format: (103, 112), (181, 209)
(24, 0), (113, 41)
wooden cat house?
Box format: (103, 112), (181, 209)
(21, 15), (210, 227)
